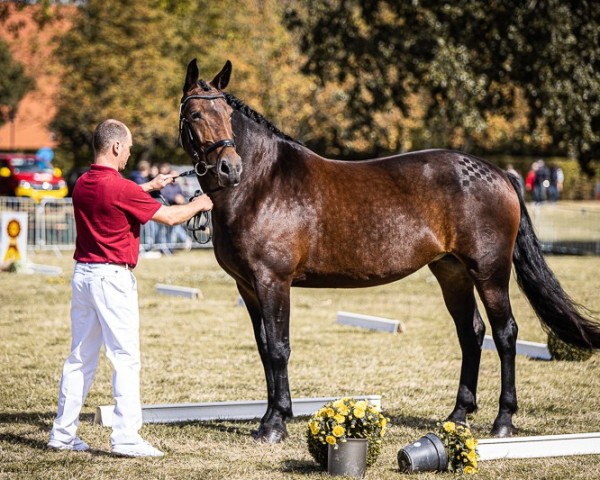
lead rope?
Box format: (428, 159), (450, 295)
(157, 171), (213, 245)
(186, 187), (213, 245)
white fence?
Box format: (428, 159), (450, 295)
(530, 203), (600, 255)
(0, 196), (210, 252)
(0, 197), (598, 254)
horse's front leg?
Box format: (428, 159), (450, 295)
(249, 277), (293, 443)
(236, 282), (276, 429)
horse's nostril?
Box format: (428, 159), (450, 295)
(220, 161), (230, 175)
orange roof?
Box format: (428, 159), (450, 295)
(0, 5), (72, 151)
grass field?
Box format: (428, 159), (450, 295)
(1, 249), (600, 479)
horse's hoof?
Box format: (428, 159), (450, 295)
(252, 425), (288, 444)
(491, 423), (517, 437)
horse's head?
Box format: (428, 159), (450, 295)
(180, 59), (242, 188)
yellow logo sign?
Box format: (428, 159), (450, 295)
(1, 213), (28, 264)
(4, 219), (22, 262)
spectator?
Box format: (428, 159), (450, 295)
(533, 160), (551, 203)
(549, 163), (564, 202)
(161, 169), (193, 250)
(506, 164), (524, 197)
(130, 160), (156, 250)
(129, 160), (151, 185)
(525, 161), (539, 198)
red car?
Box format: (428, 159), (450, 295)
(0, 152), (68, 202)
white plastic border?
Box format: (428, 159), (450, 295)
(478, 432), (600, 460)
(336, 311), (404, 334)
(155, 283), (202, 299)
(94, 395), (382, 427)
(482, 335), (551, 360)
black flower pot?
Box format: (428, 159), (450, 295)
(397, 433), (449, 473)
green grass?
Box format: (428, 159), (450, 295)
(1, 249), (600, 479)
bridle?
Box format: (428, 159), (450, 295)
(178, 91), (237, 244)
(178, 92), (236, 178)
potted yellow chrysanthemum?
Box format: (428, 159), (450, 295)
(307, 398), (389, 477)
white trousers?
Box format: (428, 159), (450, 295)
(50, 262), (143, 446)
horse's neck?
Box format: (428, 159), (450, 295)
(233, 114), (289, 180)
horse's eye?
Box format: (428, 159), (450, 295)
(191, 111), (202, 121)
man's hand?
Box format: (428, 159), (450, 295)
(143, 174), (176, 192)
(191, 194), (213, 212)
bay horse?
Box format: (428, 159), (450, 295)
(179, 59), (600, 443)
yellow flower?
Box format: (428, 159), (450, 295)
(355, 400), (368, 409)
(354, 407), (366, 419)
(443, 421), (456, 433)
(337, 404), (350, 416)
(332, 425), (345, 437)
(309, 421), (320, 436)
(326, 435), (336, 445)
(465, 437), (475, 450)
(464, 466), (477, 475)
(325, 408), (335, 418)
(334, 414), (345, 424)
(381, 417), (388, 427)
(332, 399), (345, 409)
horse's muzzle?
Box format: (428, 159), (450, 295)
(218, 152), (243, 187)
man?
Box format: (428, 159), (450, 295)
(48, 119), (213, 457)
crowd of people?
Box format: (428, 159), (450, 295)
(524, 159), (564, 203)
(130, 159), (194, 253)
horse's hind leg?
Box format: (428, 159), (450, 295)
(429, 255), (486, 425)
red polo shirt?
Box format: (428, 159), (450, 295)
(73, 164), (161, 268)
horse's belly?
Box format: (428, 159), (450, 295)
(291, 271), (413, 288)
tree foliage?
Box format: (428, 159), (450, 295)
(284, 0), (600, 173)
(0, 37), (33, 127)
(51, 0), (181, 167)
(51, 0), (312, 168)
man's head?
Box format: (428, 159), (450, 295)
(158, 162), (171, 175)
(93, 119), (133, 171)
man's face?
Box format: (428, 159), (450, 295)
(117, 130), (133, 171)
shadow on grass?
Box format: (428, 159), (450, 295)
(280, 459), (322, 474)
(0, 412), (99, 452)
(170, 419), (256, 437)
(0, 411), (95, 426)
(0, 432), (49, 451)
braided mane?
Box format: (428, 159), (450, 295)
(222, 91), (302, 145)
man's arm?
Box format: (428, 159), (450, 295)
(151, 194), (213, 226)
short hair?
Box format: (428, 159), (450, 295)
(137, 160), (150, 170)
(93, 119), (129, 154)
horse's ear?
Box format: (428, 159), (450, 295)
(211, 60), (232, 90)
(183, 58), (199, 94)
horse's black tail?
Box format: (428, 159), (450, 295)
(507, 173), (600, 349)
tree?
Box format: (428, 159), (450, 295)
(284, 0), (600, 173)
(0, 38), (33, 127)
(51, 0), (182, 167)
